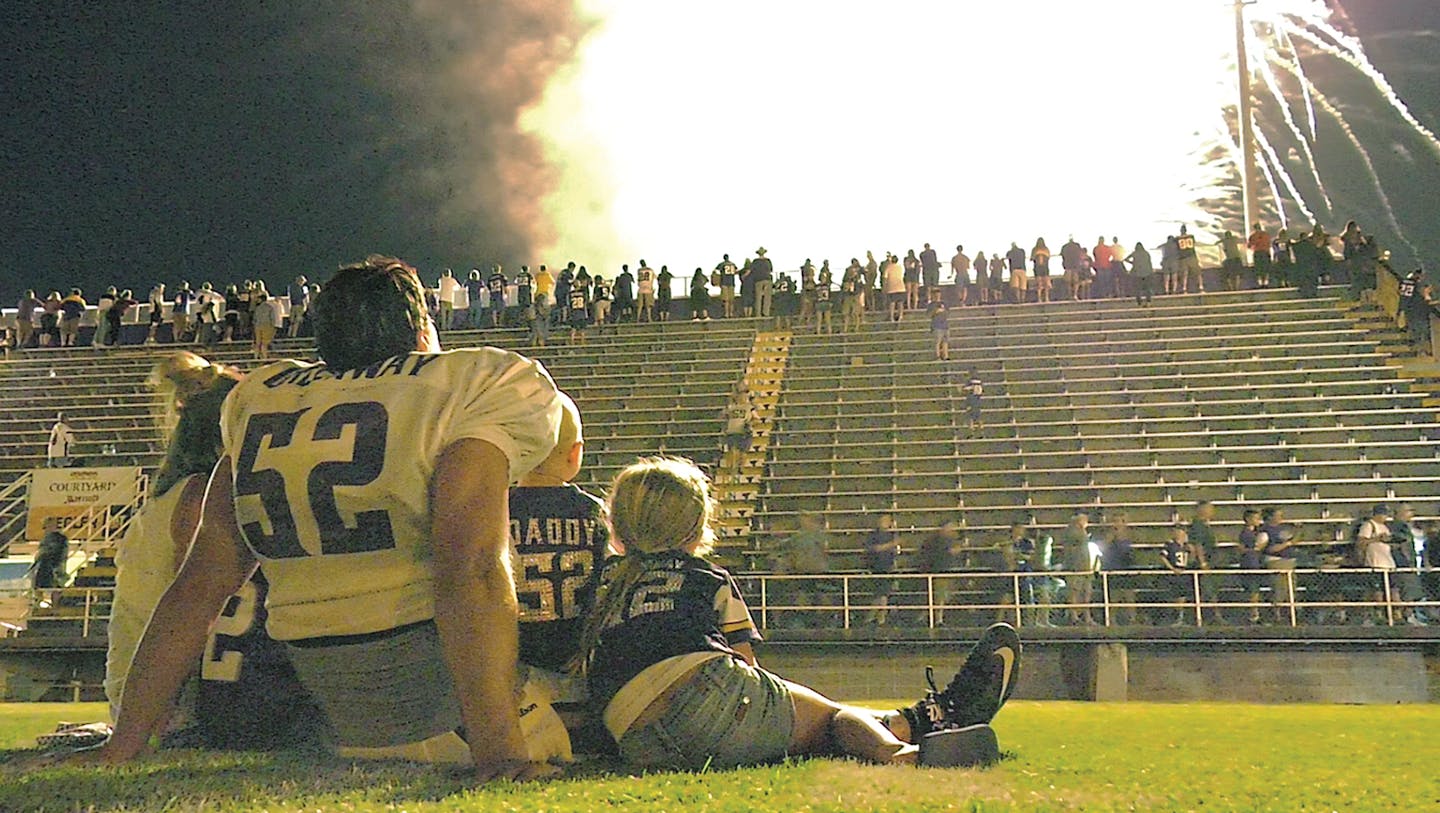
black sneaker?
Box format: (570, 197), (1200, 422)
(904, 623), (1021, 737)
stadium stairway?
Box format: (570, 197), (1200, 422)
(747, 286), (1440, 570)
(713, 330), (792, 559)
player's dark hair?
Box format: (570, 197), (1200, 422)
(314, 255), (429, 370)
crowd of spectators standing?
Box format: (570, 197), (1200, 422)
(5, 218), (1433, 356)
(772, 500), (1439, 628)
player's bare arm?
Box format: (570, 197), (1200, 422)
(430, 438), (555, 782)
(102, 458), (256, 763)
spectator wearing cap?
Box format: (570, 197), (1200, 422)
(751, 247), (774, 318)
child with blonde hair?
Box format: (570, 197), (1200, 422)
(573, 456), (1021, 770)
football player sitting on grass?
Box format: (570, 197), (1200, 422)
(55, 256), (566, 783)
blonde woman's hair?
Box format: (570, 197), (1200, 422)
(606, 456), (715, 557)
(148, 352), (241, 497)
(570, 456), (716, 675)
(147, 351), (227, 426)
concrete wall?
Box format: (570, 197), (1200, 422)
(762, 643), (1433, 704)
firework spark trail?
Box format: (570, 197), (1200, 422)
(1273, 24), (1319, 140)
(1251, 44), (1332, 214)
(1252, 124), (1317, 228)
(1287, 20), (1440, 158)
(1271, 57), (1417, 256)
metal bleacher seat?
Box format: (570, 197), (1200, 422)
(741, 286), (1439, 567)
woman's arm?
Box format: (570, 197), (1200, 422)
(103, 459), (255, 763)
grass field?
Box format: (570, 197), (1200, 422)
(1, 701), (1437, 812)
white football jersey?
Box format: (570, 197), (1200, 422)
(220, 348), (562, 641)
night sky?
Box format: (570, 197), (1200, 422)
(3, 0), (1438, 302)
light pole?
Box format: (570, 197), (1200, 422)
(1234, 0), (1261, 233)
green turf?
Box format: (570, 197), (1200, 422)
(1, 701), (1437, 812)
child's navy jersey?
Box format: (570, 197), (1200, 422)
(510, 484), (610, 672)
(199, 570), (327, 749)
(586, 552), (761, 708)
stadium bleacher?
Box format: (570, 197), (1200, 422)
(0, 284), (1436, 645)
(753, 287), (1439, 568)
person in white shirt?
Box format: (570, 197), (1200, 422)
(882, 253), (906, 323)
(48, 413), (76, 467)
(636, 261), (656, 323)
(1356, 504), (1400, 624)
(145, 284), (166, 344)
(436, 269), (459, 331)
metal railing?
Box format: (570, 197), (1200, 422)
(1, 586), (114, 638)
(735, 568), (1440, 630)
(0, 472), (34, 556)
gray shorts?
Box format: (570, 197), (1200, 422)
(618, 656), (794, 771)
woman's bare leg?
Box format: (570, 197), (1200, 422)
(784, 680), (916, 765)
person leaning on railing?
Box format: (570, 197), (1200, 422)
(1387, 504), (1429, 626)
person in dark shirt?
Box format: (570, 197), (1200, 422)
(33, 519), (68, 589)
(514, 266), (534, 312)
(486, 265), (508, 328)
(961, 369), (983, 431)
(465, 269), (487, 329)
(1098, 512), (1137, 624)
(108, 289), (138, 346)
(864, 513), (900, 626)
(1258, 507), (1298, 623)
(59, 289), (87, 347)
(814, 262), (834, 335)
(1160, 525), (1207, 625)
(917, 521), (962, 626)
(690, 268), (711, 321)
(613, 265), (635, 322)
(919, 243), (940, 301)
(1387, 503), (1428, 626)
(509, 394), (611, 747)
(655, 265), (673, 321)
(750, 247), (774, 318)
(1185, 500), (1223, 624)
(1013, 523), (1055, 627)
(573, 458), (1019, 771)
(554, 265), (574, 327)
(1237, 509), (1265, 623)
(1176, 224), (1202, 293)
(715, 254), (737, 318)
(928, 299), (949, 360)
(1124, 242), (1155, 306)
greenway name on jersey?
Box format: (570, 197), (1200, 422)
(221, 347), (561, 641)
